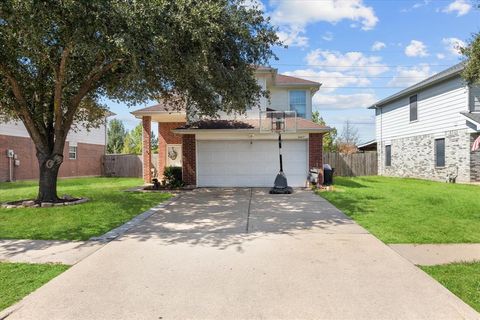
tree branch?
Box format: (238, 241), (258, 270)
(53, 45), (71, 135)
(0, 63), (47, 147)
(54, 59), (120, 153)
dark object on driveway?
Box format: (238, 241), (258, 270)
(323, 164), (334, 186)
(270, 171), (293, 194)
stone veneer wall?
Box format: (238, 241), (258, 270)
(378, 129), (471, 183)
(470, 133), (480, 182)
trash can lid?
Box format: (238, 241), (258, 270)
(323, 164), (332, 170)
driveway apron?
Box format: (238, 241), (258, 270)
(3, 188), (479, 320)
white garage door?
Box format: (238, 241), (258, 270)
(197, 140), (308, 187)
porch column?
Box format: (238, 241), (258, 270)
(309, 133), (324, 184)
(158, 123), (167, 179)
(142, 116), (152, 183)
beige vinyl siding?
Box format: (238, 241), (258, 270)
(470, 85), (480, 112)
(376, 76), (469, 141)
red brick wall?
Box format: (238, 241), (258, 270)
(142, 116), (152, 183)
(158, 122), (185, 177)
(309, 133), (324, 184)
(0, 134), (104, 182)
(182, 134), (196, 186)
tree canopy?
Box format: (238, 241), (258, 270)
(312, 111), (337, 152)
(462, 32), (480, 85)
(0, 0), (279, 201)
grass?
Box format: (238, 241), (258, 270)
(318, 176), (480, 243)
(0, 262), (69, 311)
(421, 262), (480, 312)
(0, 177), (171, 240)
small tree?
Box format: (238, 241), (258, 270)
(312, 111), (337, 152)
(107, 119), (126, 154)
(337, 120), (360, 154)
(122, 123), (158, 155)
(0, 1), (279, 202)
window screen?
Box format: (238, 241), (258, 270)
(410, 95), (418, 122)
(435, 138), (445, 167)
(385, 145), (391, 167)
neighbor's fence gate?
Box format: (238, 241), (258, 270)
(322, 152), (377, 177)
(103, 154), (160, 178)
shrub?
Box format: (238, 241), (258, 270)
(162, 166), (184, 188)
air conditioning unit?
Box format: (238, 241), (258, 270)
(6, 149), (14, 158)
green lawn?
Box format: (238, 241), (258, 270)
(0, 262), (69, 311)
(421, 262), (480, 312)
(0, 177), (171, 240)
(318, 176), (480, 243)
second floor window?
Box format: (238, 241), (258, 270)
(410, 94), (418, 122)
(289, 90), (306, 118)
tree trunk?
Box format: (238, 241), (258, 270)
(37, 153), (63, 202)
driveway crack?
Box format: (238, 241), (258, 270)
(245, 188), (253, 233)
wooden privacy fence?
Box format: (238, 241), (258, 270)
(103, 154), (159, 178)
(322, 152), (377, 177)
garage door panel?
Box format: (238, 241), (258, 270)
(197, 140), (308, 187)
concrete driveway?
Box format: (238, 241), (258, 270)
(4, 189), (479, 319)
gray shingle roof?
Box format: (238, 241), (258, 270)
(368, 62), (466, 109)
(461, 112), (480, 125)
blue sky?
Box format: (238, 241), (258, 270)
(107, 0), (479, 143)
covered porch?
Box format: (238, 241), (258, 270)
(131, 104), (187, 184)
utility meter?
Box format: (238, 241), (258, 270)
(6, 149), (14, 158)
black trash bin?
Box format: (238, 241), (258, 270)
(323, 164), (334, 185)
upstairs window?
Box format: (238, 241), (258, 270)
(410, 95), (418, 122)
(435, 138), (445, 167)
(289, 90), (306, 118)
(69, 146), (77, 160)
(385, 145), (392, 167)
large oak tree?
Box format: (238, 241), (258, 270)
(0, 0), (279, 202)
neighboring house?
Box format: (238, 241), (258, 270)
(131, 67), (330, 187)
(369, 63), (480, 183)
(0, 116), (112, 182)
(357, 140), (377, 152)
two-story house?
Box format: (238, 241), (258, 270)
(131, 67), (330, 187)
(0, 116), (112, 182)
(369, 63), (480, 183)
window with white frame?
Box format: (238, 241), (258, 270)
(69, 146), (77, 160)
(289, 90), (307, 118)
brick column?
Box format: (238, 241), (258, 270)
(309, 133), (324, 184)
(182, 134), (196, 186)
(142, 116), (152, 183)
(158, 124), (167, 178)
(158, 122), (185, 178)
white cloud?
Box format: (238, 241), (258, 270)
(284, 69), (371, 93)
(405, 40), (429, 57)
(277, 27), (309, 48)
(322, 32), (334, 41)
(240, 0), (265, 11)
(270, 0), (378, 30)
(442, 0), (472, 16)
(269, 0), (379, 46)
(436, 53), (446, 60)
(388, 64), (431, 87)
(313, 93), (378, 110)
(371, 41), (386, 51)
(401, 0), (431, 12)
(442, 37), (466, 56)
(305, 49), (389, 76)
